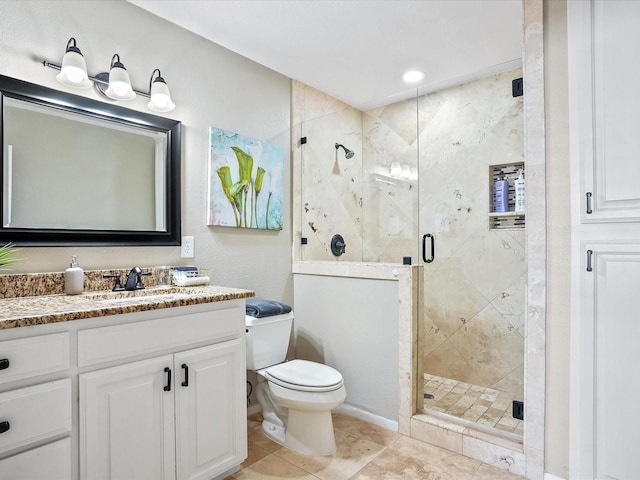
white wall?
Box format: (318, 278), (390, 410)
(0, 0), (293, 304)
(293, 274), (399, 423)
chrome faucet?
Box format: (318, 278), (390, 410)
(124, 266), (151, 291)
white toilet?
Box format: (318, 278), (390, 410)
(245, 311), (346, 455)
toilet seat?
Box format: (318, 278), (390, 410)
(262, 359), (344, 392)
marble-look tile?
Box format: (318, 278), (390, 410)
(462, 435), (525, 477)
(446, 303), (524, 388)
(491, 272), (527, 337)
(389, 435), (488, 479)
(349, 446), (452, 479)
(247, 415), (283, 454)
(274, 429), (384, 480)
(472, 463), (525, 480)
(424, 345), (479, 388)
(352, 437), (487, 480)
(235, 411), (525, 480)
(423, 256), (490, 342)
(241, 441), (275, 469)
(410, 416), (463, 454)
(230, 454), (318, 480)
(332, 412), (400, 447)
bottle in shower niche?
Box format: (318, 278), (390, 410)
(494, 171), (509, 213)
(515, 169), (525, 212)
(64, 255), (84, 295)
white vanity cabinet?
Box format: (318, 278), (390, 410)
(78, 302), (247, 480)
(0, 296), (248, 480)
(80, 340), (245, 480)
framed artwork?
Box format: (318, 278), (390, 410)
(208, 127), (284, 230)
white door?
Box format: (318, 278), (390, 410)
(174, 339), (247, 480)
(80, 355), (176, 480)
(578, 242), (640, 479)
(570, 0), (640, 223)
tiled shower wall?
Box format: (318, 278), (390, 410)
(292, 81), (364, 261)
(292, 69), (525, 398)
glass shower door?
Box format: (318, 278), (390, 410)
(416, 69), (526, 437)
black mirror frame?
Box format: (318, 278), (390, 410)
(0, 74), (181, 246)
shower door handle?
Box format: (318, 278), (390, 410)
(422, 233), (435, 263)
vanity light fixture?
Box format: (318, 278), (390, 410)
(55, 38), (91, 88)
(44, 37), (176, 112)
(147, 69), (175, 112)
(104, 54), (135, 100)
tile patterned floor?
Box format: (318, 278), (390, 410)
(226, 412), (524, 479)
(422, 374), (524, 435)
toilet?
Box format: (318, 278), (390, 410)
(245, 310), (346, 455)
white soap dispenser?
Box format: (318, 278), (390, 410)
(64, 255), (84, 295)
(515, 169), (525, 213)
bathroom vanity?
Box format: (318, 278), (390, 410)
(0, 281), (254, 480)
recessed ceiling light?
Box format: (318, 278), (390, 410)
(402, 70), (425, 84)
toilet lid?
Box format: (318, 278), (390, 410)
(264, 359), (344, 392)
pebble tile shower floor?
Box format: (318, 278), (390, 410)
(227, 412), (524, 479)
(422, 373), (524, 436)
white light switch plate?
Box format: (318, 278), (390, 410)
(181, 236), (194, 258)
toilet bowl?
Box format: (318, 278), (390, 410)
(245, 310), (346, 455)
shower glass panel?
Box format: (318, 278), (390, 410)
(416, 69), (525, 437)
(361, 97), (420, 264)
(296, 81), (420, 264)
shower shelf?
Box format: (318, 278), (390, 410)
(488, 161), (525, 230)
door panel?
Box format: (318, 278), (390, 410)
(174, 339), (246, 480)
(588, 245), (640, 479)
(80, 355), (175, 480)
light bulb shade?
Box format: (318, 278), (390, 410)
(105, 54), (135, 100)
(148, 76), (175, 112)
(56, 38), (91, 88)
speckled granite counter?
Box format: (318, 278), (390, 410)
(0, 270), (255, 330)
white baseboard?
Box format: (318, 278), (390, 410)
(544, 473), (566, 480)
(335, 403), (398, 432)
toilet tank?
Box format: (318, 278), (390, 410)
(245, 312), (294, 370)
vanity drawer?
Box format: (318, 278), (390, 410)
(0, 378), (72, 454)
(78, 305), (243, 367)
(0, 333), (70, 385)
(0, 437), (71, 479)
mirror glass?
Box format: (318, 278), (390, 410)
(0, 75), (181, 246)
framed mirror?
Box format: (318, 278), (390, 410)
(0, 74), (181, 246)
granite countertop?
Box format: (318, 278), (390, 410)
(0, 285), (255, 330)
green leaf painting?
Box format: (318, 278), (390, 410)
(208, 127), (284, 230)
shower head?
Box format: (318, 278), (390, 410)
(335, 143), (355, 159)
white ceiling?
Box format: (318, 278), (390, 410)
(129, 0), (523, 110)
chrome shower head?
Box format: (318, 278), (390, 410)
(335, 143), (355, 159)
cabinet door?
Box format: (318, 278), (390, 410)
(571, 0), (640, 222)
(80, 355), (176, 480)
(578, 242), (640, 479)
(174, 339), (247, 480)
